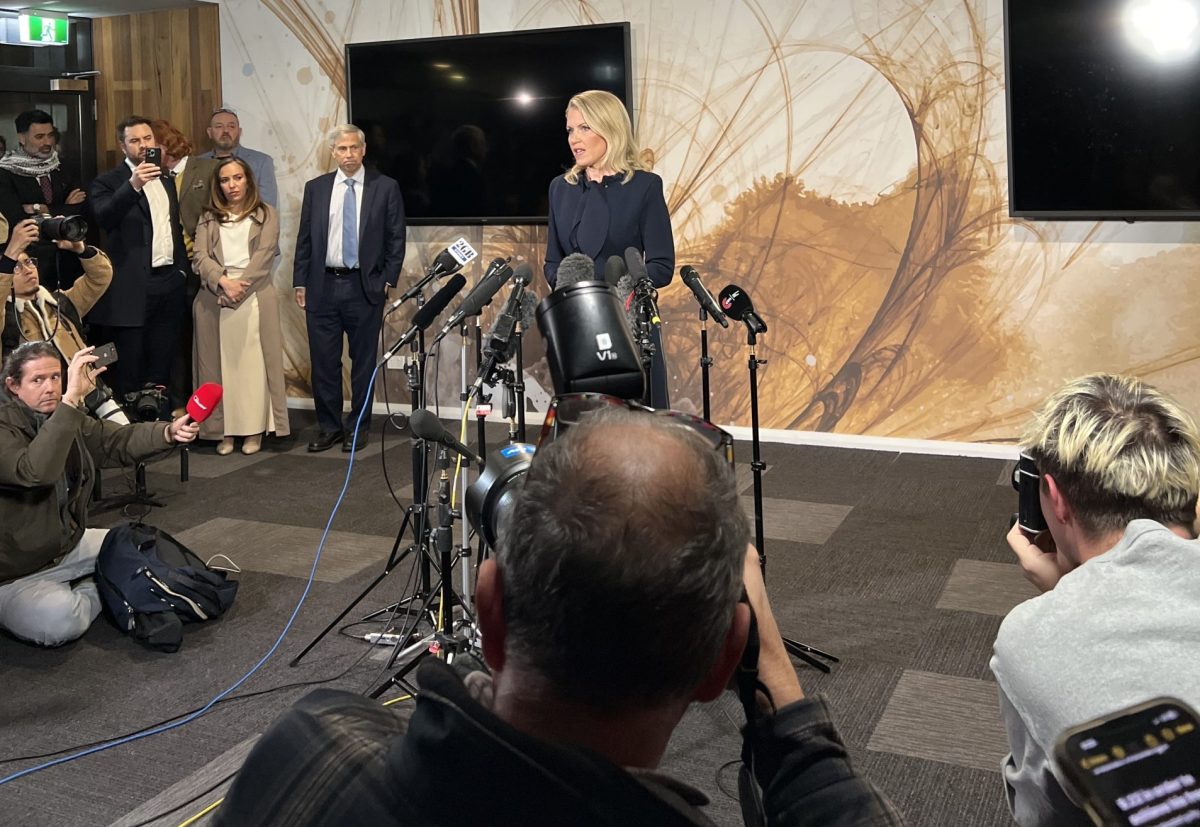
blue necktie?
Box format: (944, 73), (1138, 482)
(342, 179), (358, 269)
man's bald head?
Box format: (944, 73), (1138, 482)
(495, 408), (749, 711)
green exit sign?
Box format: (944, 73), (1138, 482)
(18, 11), (70, 46)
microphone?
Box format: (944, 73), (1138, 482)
(474, 265), (533, 390)
(555, 252), (597, 290)
(410, 408), (483, 463)
(431, 257), (514, 343)
(623, 247), (648, 282)
(380, 274), (467, 365)
(680, 266), (729, 328)
(603, 255), (626, 287)
(392, 237), (479, 309)
(623, 247), (661, 326)
(185, 383), (223, 424)
(719, 284), (767, 334)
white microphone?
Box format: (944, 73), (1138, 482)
(389, 237), (479, 312)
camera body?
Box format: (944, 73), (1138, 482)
(125, 384), (168, 422)
(1011, 452), (1049, 535)
(32, 212), (88, 243)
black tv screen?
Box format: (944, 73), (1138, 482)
(346, 23), (632, 225)
(1005, 0), (1200, 219)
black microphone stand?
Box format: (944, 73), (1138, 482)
(512, 319), (526, 441)
(632, 280), (659, 407)
(744, 325), (839, 673)
(699, 306), (713, 422)
(369, 445), (475, 698)
(290, 293), (439, 667)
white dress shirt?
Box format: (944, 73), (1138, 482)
(325, 167), (365, 269)
(125, 158), (175, 267)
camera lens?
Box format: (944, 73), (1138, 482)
(34, 214), (88, 243)
(466, 443), (536, 547)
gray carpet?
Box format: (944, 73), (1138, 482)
(0, 410), (1023, 826)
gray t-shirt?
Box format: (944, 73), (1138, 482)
(990, 519), (1200, 826)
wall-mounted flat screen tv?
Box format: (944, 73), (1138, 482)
(1005, 0), (1200, 219)
(346, 23), (632, 225)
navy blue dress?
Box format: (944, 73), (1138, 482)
(544, 170), (675, 405)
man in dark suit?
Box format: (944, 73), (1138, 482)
(294, 124), (405, 452)
(0, 110), (88, 291)
(86, 115), (188, 404)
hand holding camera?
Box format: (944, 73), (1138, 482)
(4, 218), (39, 259)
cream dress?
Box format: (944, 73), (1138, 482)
(217, 216), (275, 436)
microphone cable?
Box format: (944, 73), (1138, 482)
(0, 366), (386, 787)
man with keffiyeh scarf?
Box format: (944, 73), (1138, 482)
(0, 110), (87, 292)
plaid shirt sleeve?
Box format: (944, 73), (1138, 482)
(213, 689), (412, 827)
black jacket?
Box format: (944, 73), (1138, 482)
(215, 659), (904, 826)
(0, 166), (84, 230)
(86, 163), (187, 327)
(292, 168), (406, 310)
(0, 395), (171, 584)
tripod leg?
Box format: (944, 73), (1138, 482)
(289, 511), (414, 667)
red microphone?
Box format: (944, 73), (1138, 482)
(185, 383), (223, 424)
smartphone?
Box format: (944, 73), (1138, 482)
(143, 146), (163, 173)
(1054, 697), (1200, 827)
(92, 342), (119, 370)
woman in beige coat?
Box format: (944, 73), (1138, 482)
(192, 157), (289, 454)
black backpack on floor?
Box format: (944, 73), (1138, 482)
(96, 522), (239, 653)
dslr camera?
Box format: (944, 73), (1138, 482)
(125, 383), (169, 422)
(32, 212), (88, 243)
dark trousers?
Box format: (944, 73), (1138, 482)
(306, 274), (383, 435)
(93, 272), (188, 401)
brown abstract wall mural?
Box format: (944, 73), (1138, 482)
(216, 0), (1200, 445)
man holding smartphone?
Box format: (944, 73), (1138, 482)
(85, 116), (188, 404)
(991, 374), (1200, 826)
(0, 217), (127, 423)
(0, 344), (199, 647)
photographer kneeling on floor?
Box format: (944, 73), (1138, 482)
(0, 344), (198, 647)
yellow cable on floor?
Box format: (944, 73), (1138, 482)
(176, 796), (223, 827)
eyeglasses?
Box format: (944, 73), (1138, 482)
(537, 393), (735, 466)
(210, 107), (238, 118)
(14, 257), (38, 273)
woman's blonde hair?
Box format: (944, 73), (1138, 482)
(563, 90), (646, 185)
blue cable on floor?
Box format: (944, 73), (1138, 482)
(0, 364), (382, 786)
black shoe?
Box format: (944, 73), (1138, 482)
(307, 430), (344, 452)
(342, 430), (369, 452)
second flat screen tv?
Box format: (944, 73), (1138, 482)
(346, 23), (632, 225)
(1005, 0), (1200, 219)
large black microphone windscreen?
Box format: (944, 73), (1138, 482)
(719, 283), (767, 333)
(623, 247), (648, 281)
(413, 274), (466, 329)
(556, 252), (597, 289)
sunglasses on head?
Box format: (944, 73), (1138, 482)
(537, 393), (735, 466)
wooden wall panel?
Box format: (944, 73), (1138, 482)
(92, 4), (221, 172)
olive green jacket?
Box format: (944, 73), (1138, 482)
(0, 394), (172, 584)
